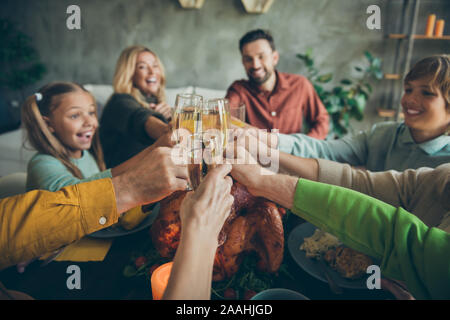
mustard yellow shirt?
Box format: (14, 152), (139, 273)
(0, 178), (118, 270)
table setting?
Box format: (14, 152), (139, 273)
(0, 93), (394, 301)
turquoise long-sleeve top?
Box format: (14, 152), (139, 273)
(292, 178), (450, 300)
(26, 151), (112, 192)
(279, 121), (450, 171)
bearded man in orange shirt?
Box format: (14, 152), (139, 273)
(226, 29), (329, 138)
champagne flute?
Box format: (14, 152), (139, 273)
(173, 93), (203, 190)
(173, 93), (203, 136)
(202, 98), (230, 169)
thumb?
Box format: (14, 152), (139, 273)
(208, 164), (232, 180)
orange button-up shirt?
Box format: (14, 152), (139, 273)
(226, 71), (329, 138)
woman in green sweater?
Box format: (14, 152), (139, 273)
(230, 148), (450, 300)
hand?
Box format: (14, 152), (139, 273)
(381, 278), (415, 300)
(227, 127), (277, 162)
(153, 126), (177, 148)
(113, 147), (189, 213)
(145, 116), (170, 140)
(151, 102), (173, 121)
(230, 147), (298, 209)
(179, 164), (234, 243)
(229, 147), (271, 196)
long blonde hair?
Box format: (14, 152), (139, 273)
(21, 82), (106, 179)
(113, 45), (167, 107)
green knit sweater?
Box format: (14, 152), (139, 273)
(292, 179), (450, 299)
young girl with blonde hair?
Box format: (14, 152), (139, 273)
(22, 82), (111, 191)
(100, 45), (174, 168)
(22, 81), (170, 191)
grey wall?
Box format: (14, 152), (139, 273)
(2, 0), (449, 131)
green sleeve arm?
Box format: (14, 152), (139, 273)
(291, 178), (450, 300)
(27, 156), (112, 192)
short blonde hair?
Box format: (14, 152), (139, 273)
(405, 55), (450, 108)
(113, 45), (166, 107)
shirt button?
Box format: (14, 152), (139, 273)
(99, 217), (107, 225)
(271, 111), (277, 117)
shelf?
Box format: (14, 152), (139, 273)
(241, 0), (274, 13)
(178, 0), (205, 9)
(384, 73), (402, 80)
(377, 108), (404, 119)
(388, 33), (450, 40)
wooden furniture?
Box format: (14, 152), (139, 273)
(178, 0), (205, 9)
(378, 0), (449, 121)
(241, 0), (274, 14)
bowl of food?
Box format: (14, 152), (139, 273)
(251, 288), (309, 300)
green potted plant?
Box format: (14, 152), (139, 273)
(297, 49), (383, 138)
(0, 19), (47, 99)
(0, 19), (46, 132)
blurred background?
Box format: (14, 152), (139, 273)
(0, 0), (449, 137)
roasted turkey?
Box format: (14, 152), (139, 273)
(150, 181), (286, 281)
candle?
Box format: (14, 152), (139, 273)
(151, 262), (173, 300)
(425, 14), (436, 36)
(434, 19), (445, 37)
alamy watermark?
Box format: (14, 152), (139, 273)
(66, 5), (381, 31)
(366, 5), (381, 30)
(170, 128), (280, 175)
(366, 265), (381, 289)
(66, 264), (81, 290)
(66, 5), (81, 30)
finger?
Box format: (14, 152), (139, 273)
(224, 175), (233, 188)
(154, 103), (164, 111)
(194, 164), (231, 201)
(173, 164), (189, 180)
(172, 177), (190, 191)
(208, 164), (232, 180)
(218, 194), (234, 224)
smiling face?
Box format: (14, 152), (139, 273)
(401, 76), (450, 142)
(241, 39), (279, 85)
(132, 51), (162, 97)
(44, 90), (98, 158)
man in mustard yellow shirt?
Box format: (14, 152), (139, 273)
(0, 145), (234, 300)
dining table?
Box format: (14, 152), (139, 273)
(0, 211), (394, 301)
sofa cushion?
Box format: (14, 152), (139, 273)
(193, 87), (226, 101)
(84, 84), (196, 111)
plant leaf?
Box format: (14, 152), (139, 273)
(364, 51), (373, 62)
(316, 73), (333, 83)
(364, 83), (372, 94)
(340, 79), (352, 85)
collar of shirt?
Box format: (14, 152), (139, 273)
(399, 125), (450, 154)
